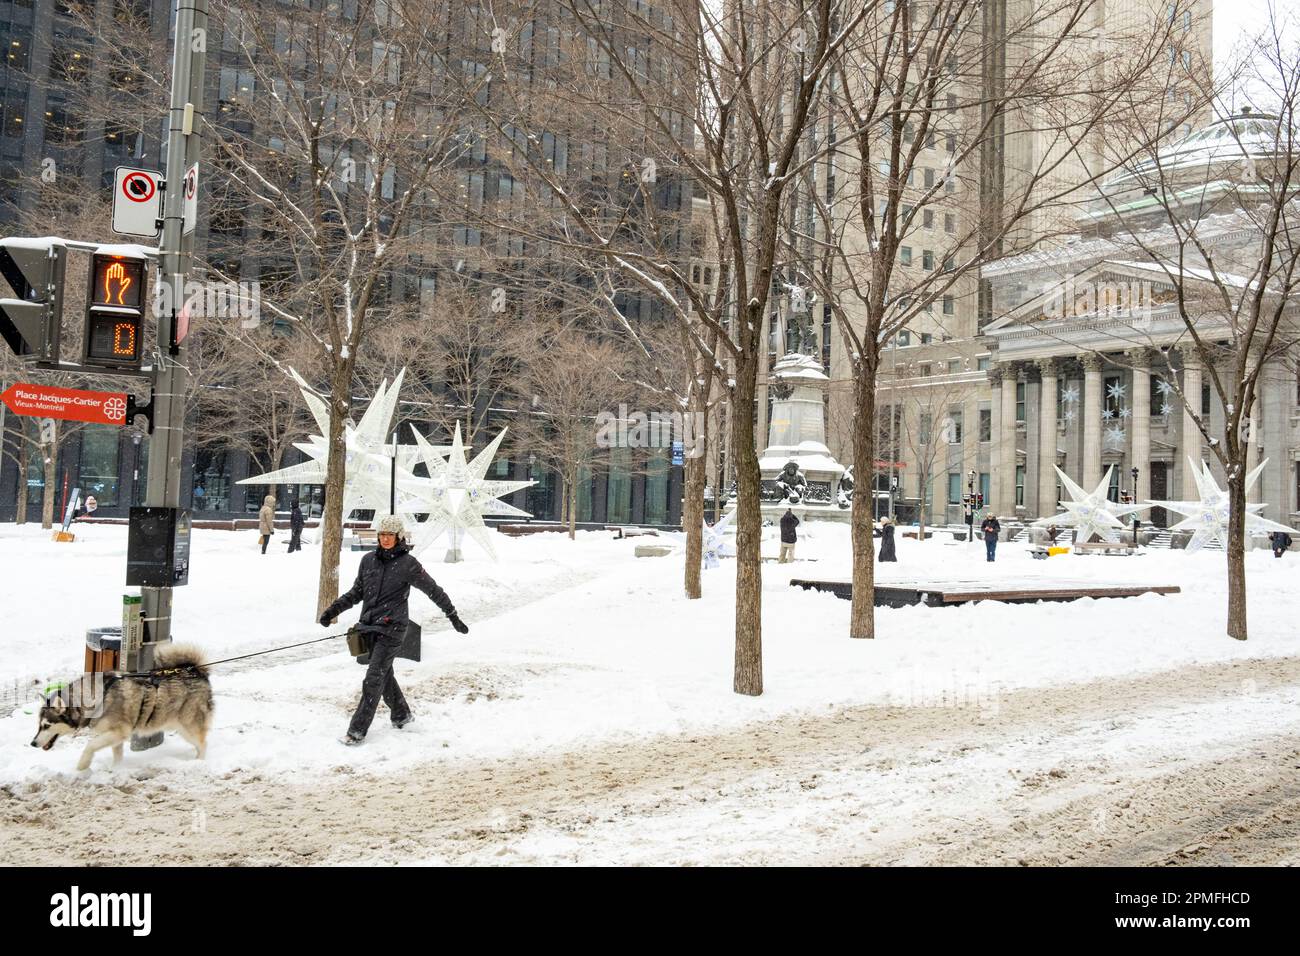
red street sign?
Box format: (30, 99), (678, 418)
(1, 383), (129, 426)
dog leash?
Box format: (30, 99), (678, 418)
(115, 632), (351, 679)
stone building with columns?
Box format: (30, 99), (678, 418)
(979, 110), (1300, 530)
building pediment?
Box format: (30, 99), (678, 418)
(984, 260), (1189, 333)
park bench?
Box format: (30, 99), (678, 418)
(1072, 541), (1136, 556)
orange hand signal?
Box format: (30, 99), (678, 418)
(103, 261), (132, 305)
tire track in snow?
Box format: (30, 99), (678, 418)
(3, 654), (1299, 865)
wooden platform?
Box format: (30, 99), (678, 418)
(789, 578), (1180, 608)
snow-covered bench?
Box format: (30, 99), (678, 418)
(1072, 542), (1136, 556)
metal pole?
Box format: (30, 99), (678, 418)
(389, 431), (397, 515)
(136, 0), (207, 677)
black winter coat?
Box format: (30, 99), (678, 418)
(878, 524), (897, 561)
(290, 506), (305, 533)
(981, 517), (1001, 543)
(326, 543), (457, 637)
(780, 512), (800, 544)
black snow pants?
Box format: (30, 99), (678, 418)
(347, 632), (411, 738)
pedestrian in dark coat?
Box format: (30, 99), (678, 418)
(878, 516), (897, 562)
(1270, 530), (1293, 558)
(981, 515), (1001, 562)
(779, 508), (800, 563)
(320, 515), (469, 744)
(288, 502), (305, 553)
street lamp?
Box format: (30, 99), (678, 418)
(1131, 465), (1140, 547)
(967, 469), (977, 546)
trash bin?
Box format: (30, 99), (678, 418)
(85, 626), (122, 674)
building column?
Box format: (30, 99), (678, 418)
(1082, 353), (1103, 490)
(1037, 358), (1058, 516)
(998, 363), (1019, 515)
(1129, 349), (1151, 503)
(1181, 348), (1203, 499)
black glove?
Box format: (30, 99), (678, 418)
(450, 614), (469, 635)
(319, 610), (335, 628)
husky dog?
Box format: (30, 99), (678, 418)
(31, 644), (213, 771)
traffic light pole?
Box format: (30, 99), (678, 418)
(135, 0), (207, 680)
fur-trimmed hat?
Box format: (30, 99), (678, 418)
(372, 514), (407, 537)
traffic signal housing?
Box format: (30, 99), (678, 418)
(84, 251), (147, 369)
(0, 237), (67, 361)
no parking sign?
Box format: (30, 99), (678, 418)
(111, 166), (162, 238)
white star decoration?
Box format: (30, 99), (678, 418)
(1102, 408), (1115, 420)
(1063, 409), (1076, 424)
(1118, 406), (1132, 420)
(1103, 426), (1127, 450)
(240, 368), (429, 519)
(1107, 382), (1127, 401)
(1155, 379), (1173, 396)
(240, 368), (535, 560)
(402, 422), (535, 561)
(1149, 457), (1293, 553)
(661, 509), (738, 569)
(1061, 385), (1080, 404)
(1160, 402), (1174, 416)
(1035, 465), (1149, 544)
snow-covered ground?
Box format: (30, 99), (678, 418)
(1, 519), (1295, 787)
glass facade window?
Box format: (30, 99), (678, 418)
(979, 472), (990, 506)
(77, 425), (121, 507)
(979, 408), (991, 442)
(1015, 465), (1025, 506)
(192, 448), (232, 512)
(1016, 382), (1026, 423)
(947, 472), (961, 504)
(605, 449), (633, 524)
(644, 452), (669, 525)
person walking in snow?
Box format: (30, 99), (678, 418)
(779, 508), (800, 562)
(981, 514), (1001, 562)
(877, 515), (897, 562)
(1270, 529), (1292, 558)
(257, 494), (276, 554)
(288, 500), (305, 553)
(320, 514), (469, 745)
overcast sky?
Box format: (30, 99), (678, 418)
(1214, 0), (1300, 111)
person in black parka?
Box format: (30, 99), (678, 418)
(320, 515), (469, 744)
(981, 514), (1002, 562)
(1270, 530), (1293, 558)
(288, 501), (305, 553)
(779, 508), (800, 563)
(878, 516), (897, 562)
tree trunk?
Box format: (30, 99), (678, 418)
(1226, 472), (1248, 641)
(917, 474), (926, 541)
(40, 434), (57, 530)
(568, 480), (577, 540)
(849, 369), (878, 639)
(316, 363), (351, 619)
(731, 361), (763, 696)
(683, 444), (705, 600)
(15, 438), (29, 525)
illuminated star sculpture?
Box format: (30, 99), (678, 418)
(402, 423), (534, 561)
(1103, 425), (1127, 451)
(660, 508), (740, 569)
(1149, 457), (1293, 554)
(1035, 465), (1149, 543)
(239, 368), (444, 518)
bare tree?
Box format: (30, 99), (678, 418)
(510, 326), (636, 539)
(470, 0), (864, 695)
(1064, 18), (1300, 641)
(800, 0), (1186, 639)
